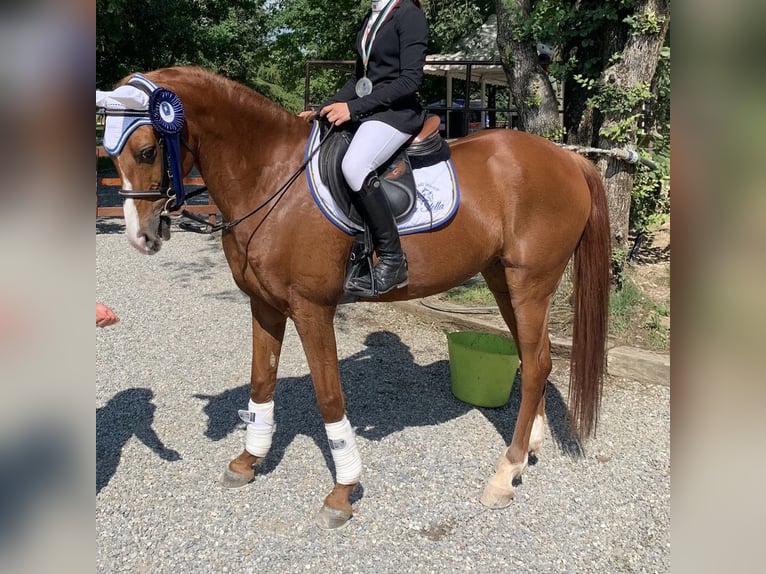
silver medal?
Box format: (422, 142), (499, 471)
(355, 77), (373, 97)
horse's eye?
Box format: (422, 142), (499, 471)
(137, 146), (157, 163)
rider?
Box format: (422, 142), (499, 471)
(299, 0), (428, 296)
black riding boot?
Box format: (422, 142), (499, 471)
(345, 174), (408, 296)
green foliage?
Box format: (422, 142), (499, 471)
(263, 0), (495, 111)
(609, 271), (669, 352)
(631, 144), (669, 233)
(630, 43), (670, 233)
(424, 1), (493, 53)
(442, 282), (495, 306)
(609, 273), (643, 328)
(624, 10), (666, 35)
(572, 74), (597, 91)
(595, 82), (652, 118)
(259, 0), (365, 109)
(189, 2), (269, 83)
(543, 0), (637, 78)
(573, 72), (655, 146)
(564, 5), (670, 234)
(611, 244), (629, 288)
(250, 63), (306, 111)
(97, 0), (670, 234)
(525, 92), (542, 109)
(96, 0), (269, 89)
(573, 77), (652, 144)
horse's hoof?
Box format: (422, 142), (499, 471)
(315, 504), (353, 530)
(220, 467), (254, 489)
(480, 482), (515, 509)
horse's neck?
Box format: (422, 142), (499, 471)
(192, 113), (307, 220)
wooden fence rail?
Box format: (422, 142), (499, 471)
(96, 146), (219, 222)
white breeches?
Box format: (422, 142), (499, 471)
(341, 120), (410, 191)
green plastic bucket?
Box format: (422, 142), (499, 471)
(447, 331), (519, 408)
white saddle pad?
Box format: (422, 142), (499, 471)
(304, 122), (460, 236)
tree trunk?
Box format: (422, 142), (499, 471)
(495, 0), (561, 137)
(496, 0), (669, 253)
(596, 0), (669, 252)
(597, 156), (634, 252)
(561, 0), (669, 253)
(564, 0), (631, 147)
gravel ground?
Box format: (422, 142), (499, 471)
(97, 220), (670, 573)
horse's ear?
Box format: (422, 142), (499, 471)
(96, 85), (149, 110)
(96, 90), (111, 108)
(98, 85), (154, 156)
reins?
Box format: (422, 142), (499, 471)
(179, 122), (335, 234)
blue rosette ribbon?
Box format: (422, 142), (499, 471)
(149, 88), (187, 205)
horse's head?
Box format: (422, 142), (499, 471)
(97, 73), (195, 255)
(112, 124), (173, 254)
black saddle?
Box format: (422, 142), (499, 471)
(317, 116), (450, 227)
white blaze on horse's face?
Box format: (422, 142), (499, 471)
(116, 126), (167, 255)
(122, 198), (149, 253)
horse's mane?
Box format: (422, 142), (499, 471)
(117, 66), (294, 125)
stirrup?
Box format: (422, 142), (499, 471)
(344, 274), (378, 298)
(345, 258), (408, 297)
(343, 227), (375, 298)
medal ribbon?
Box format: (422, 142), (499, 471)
(360, 0), (399, 71)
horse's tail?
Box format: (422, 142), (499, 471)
(569, 154), (611, 440)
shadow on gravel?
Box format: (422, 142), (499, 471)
(96, 219), (125, 234)
(162, 256), (220, 285)
(193, 330), (582, 488)
(97, 388), (181, 494)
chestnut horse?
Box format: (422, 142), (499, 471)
(102, 66), (610, 529)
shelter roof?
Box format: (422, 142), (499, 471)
(424, 15), (506, 85)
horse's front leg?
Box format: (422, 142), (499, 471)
(292, 302), (361, 530)
(221, 299), (287, 488)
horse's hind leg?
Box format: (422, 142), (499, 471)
(481, 267), (556, 508)
(482, 265), (546, 456)
(529, 394), (546, 455)
(222, 299), (286, 488)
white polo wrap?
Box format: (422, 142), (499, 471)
(239, 400), (275, 458)
(325, 416), (362, 485)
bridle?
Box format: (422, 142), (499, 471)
(101, 76), (205, 214)
(112, 133), (206, 214)
(100, 74), (335, 234)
